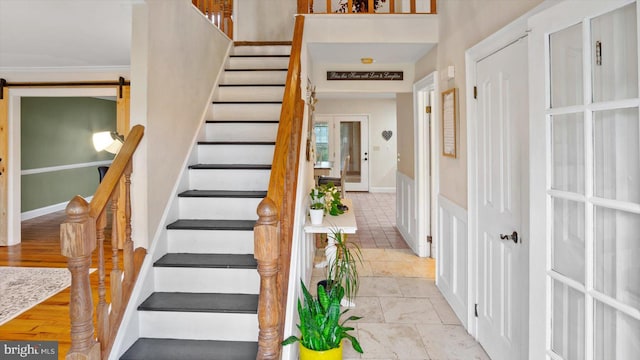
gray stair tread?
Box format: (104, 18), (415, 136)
(206, 120), (279, 123)
(178, 190), (267, 198)
(230, 54), (289, 58)
(224, 68), (287, 71)
(188, 164), (271, 170)
(120, 338), (257, 360)
(154, 253), (257, 269)
(197, 141), (275, 145)
(167, 219), (255, 230)
(138, 292), (258, 314)
(212, 100), (282, 104)
(219, 84), (285, 87)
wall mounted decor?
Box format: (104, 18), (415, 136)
(326, 71), (403, 81)
(382, 130), (393, 141)
(442, 88), (457, 158)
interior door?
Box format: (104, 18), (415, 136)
(476, 37), (529, 359)
(529, 2), (640, 359)
(335, 115), (369, 192)
(0, 87), (7, 246)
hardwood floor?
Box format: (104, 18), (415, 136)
(0, 210), (116, 359)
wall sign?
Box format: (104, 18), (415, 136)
(326, 71), (404, 81)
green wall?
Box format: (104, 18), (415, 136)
(21, 97), (116, 212)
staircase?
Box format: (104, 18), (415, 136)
(119, 44), (291, 360)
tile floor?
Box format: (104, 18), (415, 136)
(309, 192), (489, 359)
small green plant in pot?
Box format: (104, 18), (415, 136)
(282, 280), (363, 359)
(327, 228), (362, 305)
(309, 187), (326, 225)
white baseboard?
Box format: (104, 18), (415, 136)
(21, 196), (93, 221)
(369, 186), (396, 193)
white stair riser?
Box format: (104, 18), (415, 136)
(139, 312), (258, 341)
(178, 197), (261, 220)
(232, 45), (291, 56)
(197, 144), (274, 164)
(154, 267), (259, 293)
(227, 57), (289, 70)
(215, 86), (284, 102)
(208, 103), (281, 121)
(221, 70), (287, 85)
(167, 230), (254, 254)
(205, 123), (278, 142)
(189, 169), (270, 191)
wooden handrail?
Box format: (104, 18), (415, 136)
(192, 0), (233, 38)
(254, 15), (305, 360)
(60, 125), (146, 360)
(304, 0), (436, 14)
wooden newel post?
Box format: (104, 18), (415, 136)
(254, 197), (281, 360)
(60, 196), (100, 360)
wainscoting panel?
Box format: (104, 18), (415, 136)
(396, 171), (416, 253)
(437, 194), (468, 328)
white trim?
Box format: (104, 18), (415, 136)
(368, 186), (395, 193)
(21, 196), (94, 221)
(21, 160), (113, 176)
(413, 71), (438, 258)
(436, 193), (468, 327)
(395, 171), (416, 253)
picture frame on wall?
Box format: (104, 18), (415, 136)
(441, 88), (457, 158)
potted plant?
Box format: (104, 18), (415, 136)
(320, 183), (347, 216)
(324, 228), (362, 305)
(282, 281), (363, 359)
(309, 187), (326, 225)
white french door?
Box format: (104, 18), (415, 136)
(475, 37), (529, 360)
(314, 115), (369, 191)
(529, 1), (640, 359)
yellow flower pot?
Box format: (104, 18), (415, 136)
(299, 342), (343, 360)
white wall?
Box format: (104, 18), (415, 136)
(315, 97), (397, 191)
(235, 0), (297, 41)
(130, 0), (231, 248)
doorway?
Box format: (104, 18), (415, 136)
(314, 114), (369, 192)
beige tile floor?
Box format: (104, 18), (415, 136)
(309, 192), (489, 360)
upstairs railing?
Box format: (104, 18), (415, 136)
(192, 0), (233, 38)
(301, 0), (436, 14)
(60, 125), (146, 360)
(254, 15), (305, 360)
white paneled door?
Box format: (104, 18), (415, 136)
(475, 38), (529, 360)
(529, 1), (640, 359)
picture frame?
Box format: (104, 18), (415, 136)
(441, 88), (457, 158)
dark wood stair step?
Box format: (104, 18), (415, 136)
(154, 253), (257, 269)
(138, 292), (258, 314)
(120, 338), (257, 360)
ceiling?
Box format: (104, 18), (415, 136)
(0, 0), (134, 70)
(308, 42), (435, 64)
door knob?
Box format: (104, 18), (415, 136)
(499, 231), (518, 244)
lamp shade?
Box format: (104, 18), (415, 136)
(92, 131), (123, 154)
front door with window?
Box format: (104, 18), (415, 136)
(314, 115), (369, 191)
(530, 1), (640, 358)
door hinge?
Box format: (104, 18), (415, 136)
(425, 105), (432, 114)
(473, 86), (478, 99)
(427, 235), (432, 243)
(595, 41), (602, 66)
(474, 303), (478, 317)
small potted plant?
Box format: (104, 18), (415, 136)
(320, 183), (347, 216)
(322, 228), (362, 306)
(282, 281), (363, 359)
(309, 187), (326, 225)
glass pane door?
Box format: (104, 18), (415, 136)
(546, 3), (640, 359)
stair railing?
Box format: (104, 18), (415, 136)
(60, 125), (146, 360)
(301, 0), (437, 14)
(254, 15), (305, 360)
(192, 0), (233, 38)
